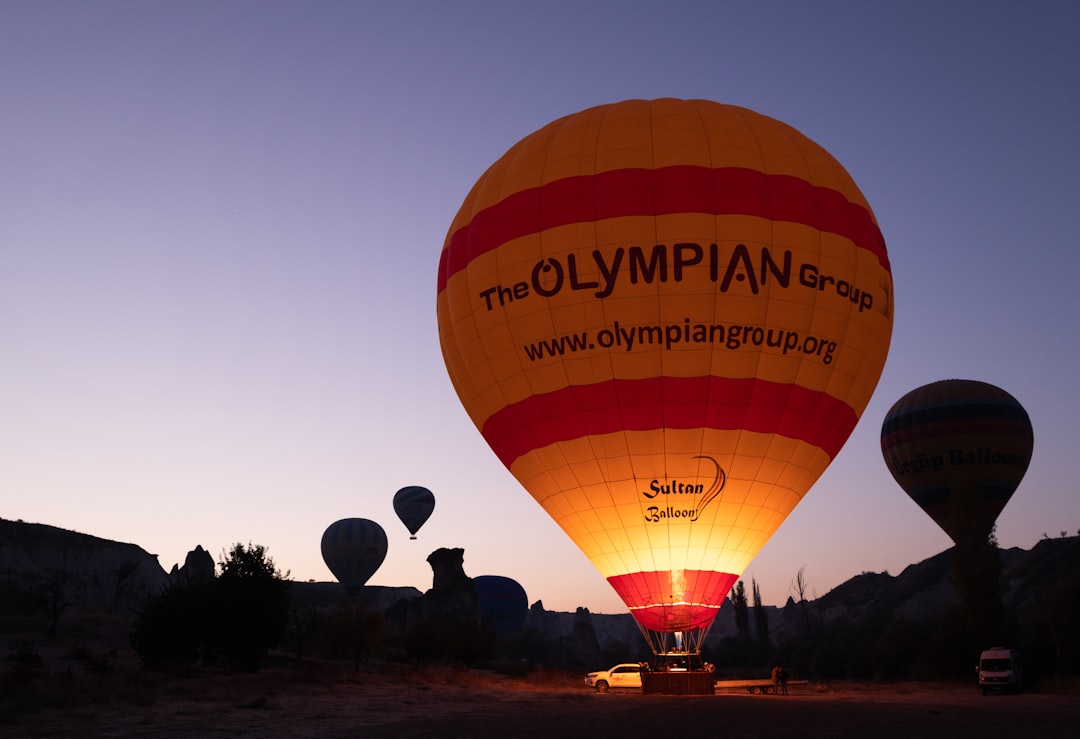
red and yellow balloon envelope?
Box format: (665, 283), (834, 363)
(437, 99), (893, 653)
(881, 379), (1033, 546)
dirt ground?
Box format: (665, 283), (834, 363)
(4, 660), (1079, 739)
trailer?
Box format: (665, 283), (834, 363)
(714, 678), (776, 694)
(714, 678), (808, 694)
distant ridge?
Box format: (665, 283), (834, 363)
(0, 517), (170, 616)
(2, 517), (1077, 651)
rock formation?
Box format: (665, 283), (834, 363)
(382, 547), (480, 640)
(169, 545), (216, 585)
(412, 547), (477, 623)
(0, 518), (169, 617)
(426, 547), (471, 591)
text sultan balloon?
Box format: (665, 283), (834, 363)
(437, 99), (893, 653)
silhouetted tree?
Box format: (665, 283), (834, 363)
(205, 542), (291, 671)
(133, 542), (290, 672)
(132, 580), (212, 667)
(790, 567), (815, 637)
(39, 569), (75, 637)
(21, 548), (84, 636)
(752, 577), (770, 648)
(729, 580), (750, 640)
(286, 598), (321, 662)
(711, 581), (757, 669)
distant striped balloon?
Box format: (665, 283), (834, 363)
(437, 98), (893, 653)
(393, 486), (435, 539)
(320, 518), (387, 595)
(881, 379), (1033, 544)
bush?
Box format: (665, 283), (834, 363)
(405, 617), (496, 665)
(132, 543), (290, 672)
(314, 603), (385, 665)
(132, 581), (211, 667)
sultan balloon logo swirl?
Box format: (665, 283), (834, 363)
(437, 98), (893, 652)
(692, 455), (726, 522)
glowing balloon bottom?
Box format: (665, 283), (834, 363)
(609, 569), (738, 632)
(609, 569), (737, 654)
(501, 419), (837, 656)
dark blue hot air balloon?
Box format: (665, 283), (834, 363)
(473, 575), (528, 634)
(393, 486), (435, 539)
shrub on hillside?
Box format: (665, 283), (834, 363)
(405, 617), (495, 665)
(132, 543), (290, 671)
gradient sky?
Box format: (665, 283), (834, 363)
(3, 1), (1078, 614)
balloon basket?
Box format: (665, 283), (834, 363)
(635, 625), (717, 693)
(641, 670), (715, 695)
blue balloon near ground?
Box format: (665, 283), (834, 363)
(393, 486), (435, 539)
(321, 518), (388, 595)
(474, 575), (528, 634)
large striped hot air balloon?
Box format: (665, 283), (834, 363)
(881, 379), (1033, 545)
(437, 99), (893, 654)
(321, 518), (388, 595)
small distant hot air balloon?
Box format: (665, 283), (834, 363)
(473, 575), (528, 634)
(881, 379), (1033, 545)
(393, 486), (435, 539)
(321, 518), (388, 595)
(437, 98), (893, 655)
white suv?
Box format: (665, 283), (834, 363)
(584, 663), (643, 692)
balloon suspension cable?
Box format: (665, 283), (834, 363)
(635, 624), (709, 659)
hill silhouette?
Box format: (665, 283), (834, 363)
(2, 517), (1077, 680)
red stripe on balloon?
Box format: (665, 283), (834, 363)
(481, 376), (858, 468)
(880, 418), (1033, 450)
(437, 166), (889, 293)
(607, 569), (739, 632)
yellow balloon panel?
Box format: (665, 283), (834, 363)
(510, 429), (825, 578)
(438, 99), (893, 633)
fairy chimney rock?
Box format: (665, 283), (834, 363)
(427, 547), (470, 591)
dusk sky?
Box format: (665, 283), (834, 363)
(3, 1), (1078, 614)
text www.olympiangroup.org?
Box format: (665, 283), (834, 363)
(522, 318), (838, 365)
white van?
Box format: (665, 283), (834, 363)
(977, 647), (1022, 694)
